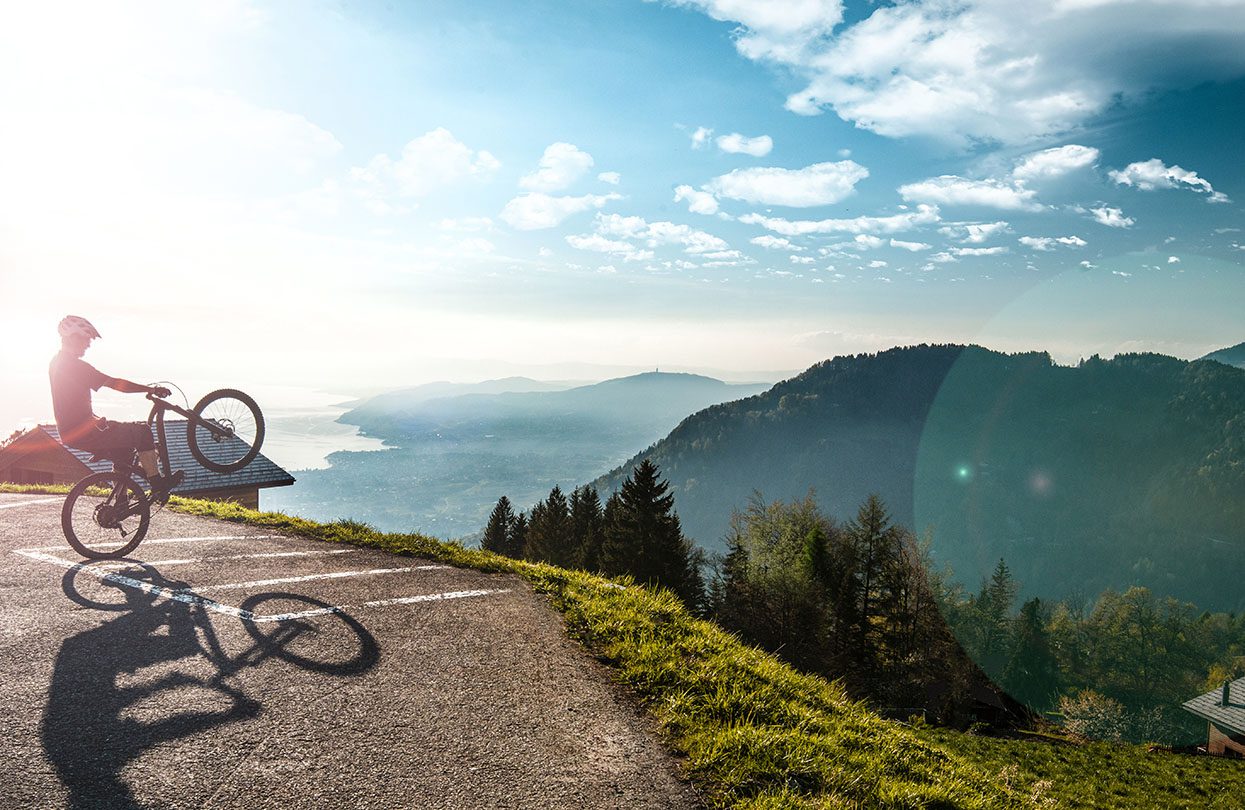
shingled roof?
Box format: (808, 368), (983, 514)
(1183, 676), (1245, 737)
(37, 423), (294, 494)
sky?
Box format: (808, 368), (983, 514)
(3, 0), (1244, 429)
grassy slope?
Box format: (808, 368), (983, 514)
(10, 484), (1245, 808)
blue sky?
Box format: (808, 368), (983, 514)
(2, 0), (1244, 427)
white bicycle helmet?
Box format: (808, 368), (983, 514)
(58, 315), (101, 340)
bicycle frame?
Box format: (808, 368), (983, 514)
(145, 395), (234, 480)
(91, 396), (235, 520)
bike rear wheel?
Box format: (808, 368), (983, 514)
(188, 389), (265, 473)
(62, 472), (151, 559)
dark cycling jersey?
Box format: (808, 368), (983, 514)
(49, 352), (108, 446)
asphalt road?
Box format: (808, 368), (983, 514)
(0, 493), (701, 809)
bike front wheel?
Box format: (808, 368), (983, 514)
(188, 389), (265, 473)
(62, 472), (151, 559)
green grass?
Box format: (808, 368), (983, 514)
(8, 483), (1243, 808)
(917, 727), (1245, 809)
(165, 497), (1032, 809)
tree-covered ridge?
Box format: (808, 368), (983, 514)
(484, 460), (705, 609)
(593, 345), (1245, 612)
(1201, 340), (1245, 369)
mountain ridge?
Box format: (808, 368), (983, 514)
(592, 344), (1245, 610)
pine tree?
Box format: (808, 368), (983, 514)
(975, 558), (1018, 676)
(1002, 597), (1061, 711)
(842, 494), (907, 684)
(569, 485), (604, 571)
(507, 511), (528, 558)
(524, 486), (574, 567)
(482, 496), (514, 556)
(600, 460), (703, 609)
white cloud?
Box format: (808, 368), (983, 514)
(519, 142), (594, 192)
(690, 126), (714, 149)
(739, 204), (940, 235)
(593, 213), (729, 254)
(899, 176), (1042, 211)
(868, 260), (888, 268)
(537, 247), (554, 258)
(751, 235), (799, 250)
(854, 235), (886, 249)
(702, 249), (743, 260)
(673, 1), (1245, 145)
(674, 184), (720, 215)
(352, 128), (499, 197)
(565, 233), (653, 261)
(953, 246), (1009, 256)
(1109, 158), (1230, 203)
(1012, 145), (1099, 183)
(706, 160), (868, 207)
(595, 214), (650, 239)
(645, 220), (730, 253)
(1019, 234), (1086, 250)
(890, 239), (931, 251)
(500, 192), (622, 230)
(716, 132), (774, 156)
(1089, 205), (1134, 228)
(665, 0), (844, 63)
(939, 221), (1011, 244)
(791, 255), (816, 264)
(598, 171), (621, 185)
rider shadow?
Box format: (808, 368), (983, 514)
(42, 563), (379, 810)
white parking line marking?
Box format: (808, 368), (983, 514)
(364, 589), (508, 607)
(189, 565), (450, 593)
(97, 548), (357, 569)
(17, 535), (285, 553)
(11, 549), (507, 622)
(14, 549), (267, 621)
(0, 498), (61, 510)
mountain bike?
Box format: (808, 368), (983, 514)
(61, 387), (265, 559)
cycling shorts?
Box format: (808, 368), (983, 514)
(72, 421), (156, 457)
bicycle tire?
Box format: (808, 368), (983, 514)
(188, 389), (265, 474)
(62, 472), (151, 559)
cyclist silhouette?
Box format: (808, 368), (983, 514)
(49, 316), (184, 501)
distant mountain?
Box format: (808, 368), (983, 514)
(342, 377), (575, 417)
(1200, 341), (1245, 369)
(594, 345), (1245, 611)
(266, 372), (769, 538)
(342, 372), (768, 439)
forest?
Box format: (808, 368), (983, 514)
(593, 345), (1245, 613)
(486, 467), (1244, 746)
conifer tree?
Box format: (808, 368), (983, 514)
(1002, 597), (1061, 711)
(524, 486), (574, 567)
(507, 511), (528, 558)
(843, 494), (907, 682)
(482, 496), (514, 556)
(569, 485), (604, 571)
(600, 460), (703, 609)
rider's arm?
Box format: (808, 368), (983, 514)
(104, 377), (165, 397)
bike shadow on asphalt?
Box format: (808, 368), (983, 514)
(41, 562), (380, 810)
